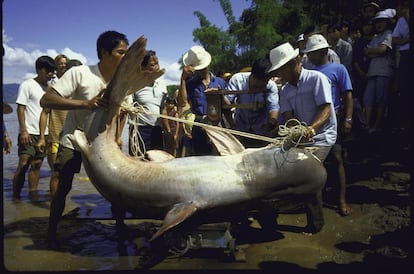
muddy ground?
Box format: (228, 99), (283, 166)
(2, 128), (412, 273)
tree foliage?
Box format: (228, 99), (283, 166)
(190, 0), (397, 75)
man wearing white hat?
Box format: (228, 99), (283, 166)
(267, 42), (337, 234)
(304, 34), (354, 217)
(177, 45), (227, 156)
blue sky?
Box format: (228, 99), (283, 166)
(2, 0), (251, 86)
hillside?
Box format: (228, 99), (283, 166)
(3, 83), (19, 103)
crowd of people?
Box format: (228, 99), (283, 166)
(2, 0), (410, 250)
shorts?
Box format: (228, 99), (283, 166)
(47, 142), (60, 154)
(312, 145), (332, 162)
(363, 76), (392, 107)
(17, 134), (48, 159)
(54, 145), (82, 174)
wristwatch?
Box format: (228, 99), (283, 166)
(345, 117), (352, 124)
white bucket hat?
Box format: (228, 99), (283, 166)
(182, 45), (212, 70)
(268, 42), (299, 73)
(303, 34), (330, 53)
(374, 9), (394, 20)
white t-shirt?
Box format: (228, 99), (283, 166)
(52, 65), (106, 150)
(15, 78), (48, 135)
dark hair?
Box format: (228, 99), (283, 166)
(66, 59), (83, 70)
(142, 50), (156, 66)
(303, 25), (323, 37)
(251, 57), (272, 80)
(327, 23), (341, 33)
(35, 56), (56, 72)
(96, 30), (129, 59)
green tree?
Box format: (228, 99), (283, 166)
(191, 0), (390, 75)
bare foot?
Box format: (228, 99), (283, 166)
(339, 203), (352, 216)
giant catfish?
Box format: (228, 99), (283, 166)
(74, 36), (327, 241)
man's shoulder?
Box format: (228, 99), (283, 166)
(19, 78), (35, 87)
(302, 68), (330, 83)
(18, 79), (41, 93)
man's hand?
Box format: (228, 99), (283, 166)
(204, 87), (222, 94)
(3, 136), (12, 154)
(305, 126), (316, 139)
(35, 137), (46, 153)
(88, 90), (110, 110)
(343, 119), (352, 134)
(19, 131), (31, 146)
(182, 65), (195, 80)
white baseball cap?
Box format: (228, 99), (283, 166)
(303, 34), (330, 53)
(297, 33), (305, 42)
(182, 45), (212, 70)
(268, 42), (299, 73)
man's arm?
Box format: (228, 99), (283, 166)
(36, 108), (50, 153)
(16, 104), (31, 146)
(308, 103), (332, 137)
(177, 65), (194, 109)
(342, 91), (353, 134)
(40, 86), (108, 110)
(364, 44), (388, 58)
(3, 120), (12, 154)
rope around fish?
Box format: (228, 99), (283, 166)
(120, 101), (316, 157)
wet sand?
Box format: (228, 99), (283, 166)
(2, 129), (412, 272)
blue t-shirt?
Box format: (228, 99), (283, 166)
(185, 73), (227, 116)
(313, 62), (353, 110)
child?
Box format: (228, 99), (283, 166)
(162, 94), (180, 157)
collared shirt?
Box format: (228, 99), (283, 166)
(279, 68), (337, 146)
(225, 72), (279, 136)
(185, 73), (227, 116)
(392, 16), (410, 51)
(366, 30), (394, 77)
(126, 78), (167, 126)
(334, 38), (353, 73)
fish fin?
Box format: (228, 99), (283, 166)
(149, 201), (197, 241)
(145, 150), (175, 162)
(205, 127), (245, 155)
(73, 129), (89, 154)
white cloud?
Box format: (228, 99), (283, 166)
(2, 29), (12, 43)
(159, 60), (181, 86)
(2, 31), (90, 84)
(2, 30), (181, 86)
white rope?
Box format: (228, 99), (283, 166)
(120, 101), (313, 153)
(125, 102), (147, 158)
